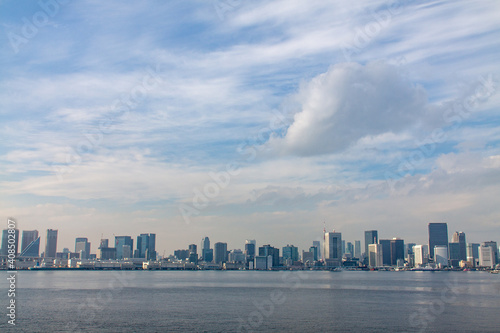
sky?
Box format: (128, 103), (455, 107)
(1, 0), (500, 256)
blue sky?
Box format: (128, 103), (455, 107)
(1, 0), (500, 255)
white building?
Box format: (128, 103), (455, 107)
(479, 245), (495, 268)
(414, 245), (428, 267)
(368, 244), (383, 267)
(434, 245), (448, 268)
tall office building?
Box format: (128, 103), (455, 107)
(312, 241), (321, 260)
(364, 230), (378, 257)
(1, 229), (19, 256)
(368, 244), (383, 267)
(479, 245), (495, 268)
(345, 242), (354, 256)
(21, 230), (39, 253)
(245, 239), (256, 262)
(428, 223), (448, 259)
(483, 241), (498, 264)
(20, 237), (40, 257)
(115, 236), (133, 259)
(390, 238), (405, 266)
(214, 242), (228, 264)
(136, 233), (156, 260)
(324, 231), (342, 267)
(379, 239), (391, 266)
(451, 231), (466, 261)
(282, 245), (299, 262)
(434, 245), (448, 267)
(354, 240), (361, 258)
(75, 237), (91, 259)
(466, 243), (480, 266)
(201, 237), (211, 261)
(189, 244), (197, 255)
(414, 245), (428, 266)
(448, 242), (461, 267)
(259, 244), (279, 268)
(44, 229), (58, 258)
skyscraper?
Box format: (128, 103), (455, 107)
(451, 231), (466, 261)
(379, 239), (391, 266)
(201, 237), (211, 261)
(282, 244), (299, 262)
(1, 229), (19, 256)
(75, 237), (91, 259)
(115, 236), (133, 259)
(483, 241), (498, 264)
(428, 223), (448, 259)
(21, 230), (39, 253)
(44, 229), (58, 258)
(368, 244), (383, 267)
(414, 245), (428, 266)
(390, 238), (405, 266)
(20, 237), (40, 257)
(259, 244), (280, 267)
(312, 241), (321, 260)
(324, 231), (342, 267)
(214, 242), (228, 264)
(448, 242), (461, 267)
(364, 230), (378, 257)
(354, 240), (361, 258)
(245, 239), (256, 262)
(136, 233), (156, 260)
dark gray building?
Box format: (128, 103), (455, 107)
(44, 229), (58, 258)
(428, 223), (448, 259)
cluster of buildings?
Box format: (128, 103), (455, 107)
(0, 223), (498, 271)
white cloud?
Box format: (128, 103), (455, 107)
(268, 62), (428, 156)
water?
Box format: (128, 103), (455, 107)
(1, 270), (499, 332)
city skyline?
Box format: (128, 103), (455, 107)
(1, 1), (499, 256)
(3, 222), (498, 260)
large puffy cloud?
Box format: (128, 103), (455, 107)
(269, 62), (429, 156)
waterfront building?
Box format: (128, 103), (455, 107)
(354, 240), (361, 258)
(466, 243), (480, 267)
(309, 246), (318, 261)
(228, 249), (245, 263)
(201, 237), (211, 262)
(364, 230), (378, 258)
(390, 238), (405, 266)
(21, 230), (39, 253)
(100, 247), (116, 260)
(44, 229), (58, 258)
(115, 236), (133, 260)
(282, 244), (299, 262)
(136, 233), (156, 260)
(448, 242), (461, 267)
(245, 240), (256, 263)
(413, 245), (428, 267)
(214, 242), (228, 264)
(428, 223), (448, 259)
(75, 237), (91, 259)
(346, 242), (354, 257)
(324, 231), (342, 267)
(189, 244), (197, 255)
(479, 245), (495, 268)
(20, 237), (40, 257)
(313, 241), (321, 260)
(434, 245), (448, 267)
(1, 229), (19, 256)
(254, 256), (272, 270)
(174, 249), (190, 260)
(379, 239), (391, 266)
(483, 241), (498, 264)
(451, 231), (467, 261)
(302, 250), (314, 263)
(368, 243), (383, 267)
(259, 244), (279, 267)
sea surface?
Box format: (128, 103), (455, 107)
(1, 270), (499, 332)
